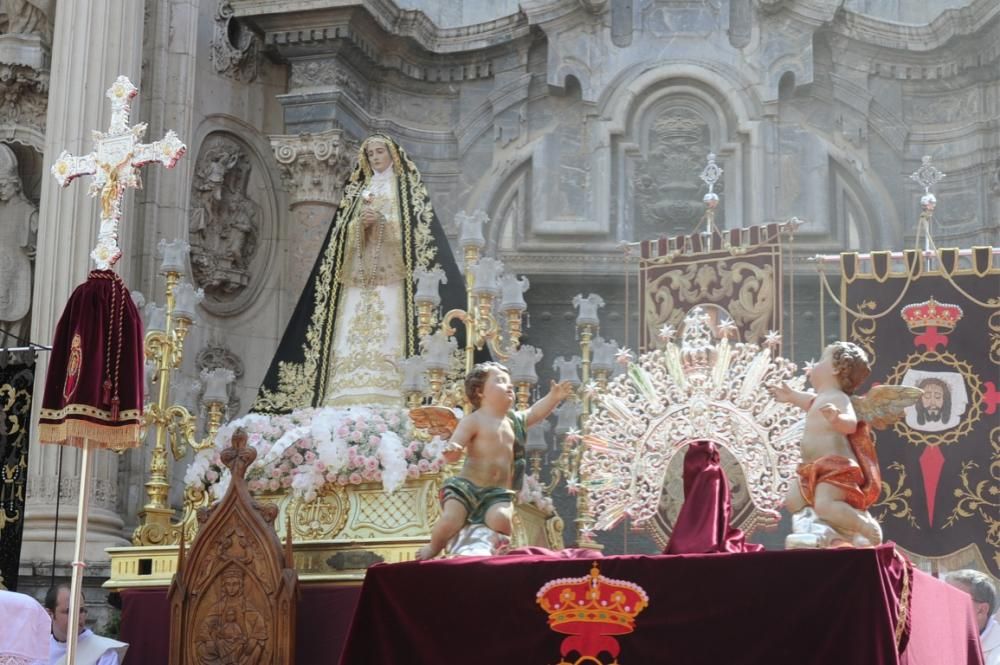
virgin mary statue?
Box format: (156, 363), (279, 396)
(252, 134), (468, 413)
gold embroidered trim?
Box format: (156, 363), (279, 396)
(39, 404), (142, 422)
(894, 549), (911, 650)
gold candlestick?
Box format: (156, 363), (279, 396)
(133, 273), (223, 547)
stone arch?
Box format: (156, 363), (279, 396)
(485, 159), (532, 255)
(594, 63), (764, 241)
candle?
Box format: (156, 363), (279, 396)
(400, 356), (428, 393)
(470, 257), (503, 296)
(158, 238), (190, 274)
(414, 267), (446, 306)
(420, 329), (457, 370)
(201, 367), (235, 404)
(500, 274), (529, 313)
(172, 281), (204, 321)
(508, 344), (543, 384)
(457, 209), (488, 250)
(573, 293), (605, 327)
(144, 302), (166, 333)
(525, 419), (551, 453)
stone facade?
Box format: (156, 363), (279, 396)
(13, 0), (1000, 607)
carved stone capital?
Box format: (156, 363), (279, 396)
(270, 129), (357, 207)
(0, 48), (49, 133)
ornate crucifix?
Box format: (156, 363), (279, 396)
(50, 75), (186, 269)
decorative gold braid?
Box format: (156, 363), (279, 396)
(894, 549), (912, 651)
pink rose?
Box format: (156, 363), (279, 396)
(336, 426), (349, 438)
(407, 465), (420, 479)
(418, 459), (430, 472)
(349, 472), (363, 484)
(365, 458), (378, 471)
(368, 435), (381, 446)
(268, 479), (280, 491)
(350, 431), (362, 442)
(270, 468), (281, 478)
(205, 469), (218, 483)
(292, 452), (304, 465)
(377, 423), (387, 433)
(281, 476), (292, 489)
(315, 461), (326, 471)
(305, 451), (317, 463)
(337, 475), (349, 486)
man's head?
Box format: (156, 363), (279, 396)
(915, 377), (951, 425)
(945, 569), (997, 633)
(44, 584), (85, 642)
(464, 362), (513, 411)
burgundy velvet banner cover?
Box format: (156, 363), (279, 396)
(340, 545), (980, 665)
(665, 441), (763, 554)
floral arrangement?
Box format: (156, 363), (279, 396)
(184, 406), (446, 503)
(518, 474), (555, 515)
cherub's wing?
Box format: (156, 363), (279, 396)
(408, 406), (459, 438)
(850, 385), (923, 429)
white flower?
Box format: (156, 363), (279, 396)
(657, 324), (676, 342)
(377, 431), (407, 493)
(764, 330), (782, 348)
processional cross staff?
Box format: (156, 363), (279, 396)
(45, 75), (185, 664)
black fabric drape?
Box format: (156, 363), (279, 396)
(0, 357), (34, 590)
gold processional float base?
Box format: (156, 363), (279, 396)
(104, 473), (564, 590)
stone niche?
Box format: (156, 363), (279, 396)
(188, 131), (275, 316)
(617, 86), (742, 242)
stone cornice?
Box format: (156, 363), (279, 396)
(231, 1), (530, 58)
(834, 0), (998, 53)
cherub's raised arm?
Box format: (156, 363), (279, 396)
(525, 380), (574, 428)
(768, 382), (815, 412)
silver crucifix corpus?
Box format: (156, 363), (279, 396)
(50, 75), (186, 270)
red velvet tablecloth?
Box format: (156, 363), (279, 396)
(119, 544), (983, 665)
(120, 583), (361, 665)
(340, 544), (983, 665)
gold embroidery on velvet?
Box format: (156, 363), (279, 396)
(63, 332), (83, 401)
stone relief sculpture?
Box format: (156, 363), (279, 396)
(210, 1), (260, 82)
(633, 109), (720, 238)
(0, 0), (53, 43)
(190, 136), (261, 300)
(0, 143), (37, 340)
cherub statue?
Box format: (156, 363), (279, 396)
(769, 341), (921, 548)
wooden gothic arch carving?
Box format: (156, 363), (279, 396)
(169, 428), (298, 664)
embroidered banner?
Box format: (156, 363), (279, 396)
(637, 223), (788, 350)
(0, 357), (34, 590)
(837, 247), (1000, 576)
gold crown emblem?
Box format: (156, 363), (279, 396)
(537, 562), (649, 634)
(900, 297), (963, 332)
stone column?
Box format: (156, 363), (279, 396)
(21, 0), (145, 565)
(270, 129), (357, 315)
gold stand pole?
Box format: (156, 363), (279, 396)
(575, 322), (601, 549)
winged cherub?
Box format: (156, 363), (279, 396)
(769, 341), (921, 548)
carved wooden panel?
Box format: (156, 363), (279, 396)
(169, 429), (297, 665)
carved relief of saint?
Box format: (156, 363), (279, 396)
(196, 566), (268, 665)
(189, 138), (260, 299)
(902, 369), (968, 433)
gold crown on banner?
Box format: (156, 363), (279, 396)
(900, 297), (963, 332)
(536, 563), (649, 634)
